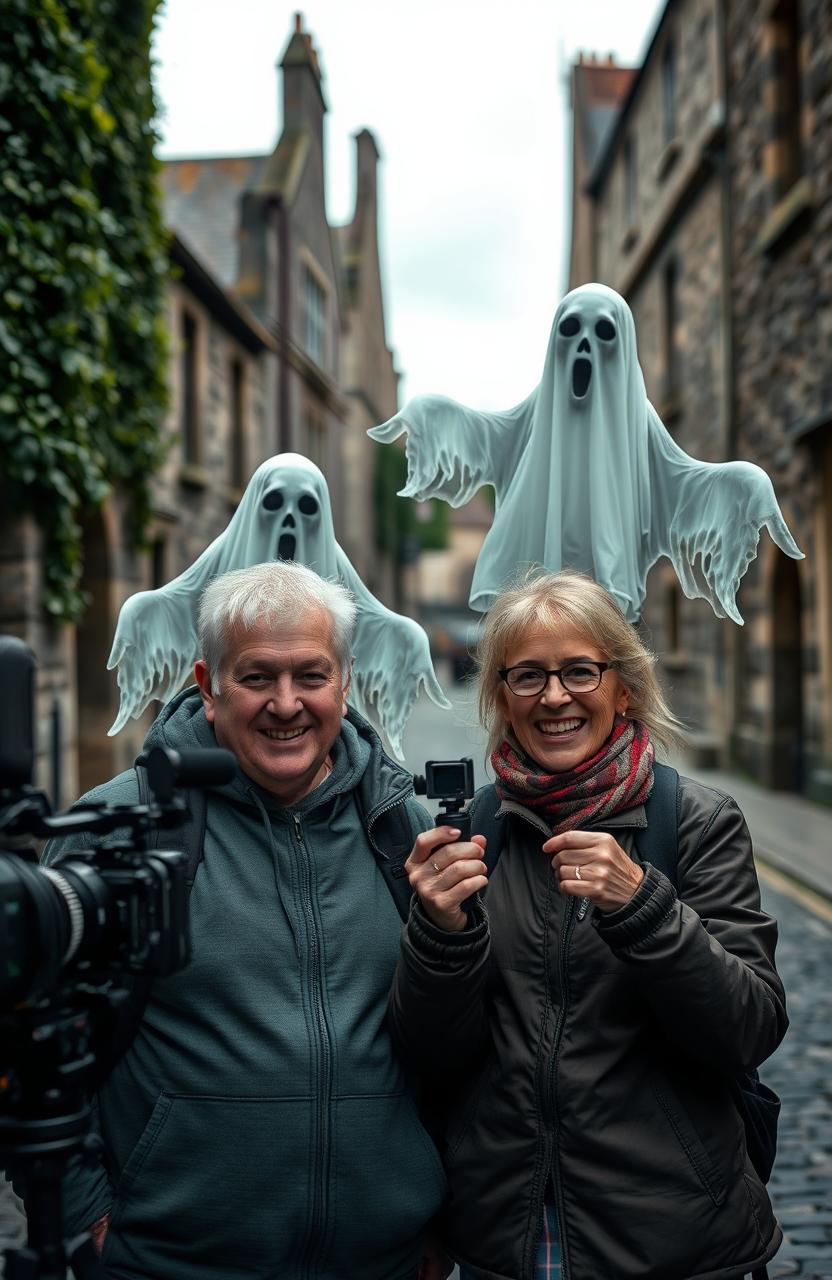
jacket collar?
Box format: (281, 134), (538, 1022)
(497, 796), (648, 835)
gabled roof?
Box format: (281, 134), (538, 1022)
(159, 132), (313, 291)
(254, 129), (310, 201)
(160, 154), (268, 290)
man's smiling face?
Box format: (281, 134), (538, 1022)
(195, 608), (350, 805)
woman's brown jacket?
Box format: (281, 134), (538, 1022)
(388, 774), (787, 1280)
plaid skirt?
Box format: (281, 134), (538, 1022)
(457, 1197), (561, 1278)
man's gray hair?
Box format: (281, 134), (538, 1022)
(198, 562), (357, 689)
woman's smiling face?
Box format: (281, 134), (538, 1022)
(498, 624), (630, 773)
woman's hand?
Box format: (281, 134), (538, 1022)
(543, 830), (644, 913)
(405, 826), (488, 933)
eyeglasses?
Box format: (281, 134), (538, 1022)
(498, 661), (613, 697)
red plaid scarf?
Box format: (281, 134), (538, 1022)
(491, 716), (654, 833)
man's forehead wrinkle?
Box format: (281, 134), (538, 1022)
(233, 646), (335, 670)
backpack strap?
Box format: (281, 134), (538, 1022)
(134, 757), (207, 888)
(635, 761), (680, 884)
(361, 791), (423, 923)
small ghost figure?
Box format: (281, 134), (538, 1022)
(369, 282), (802, 623)
(107, 453), (450, 758)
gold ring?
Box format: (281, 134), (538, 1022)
(575, 865), (582, 881)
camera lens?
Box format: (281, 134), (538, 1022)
(0, 856), (109, 1006)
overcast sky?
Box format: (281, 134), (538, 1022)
(152, 0), (664, 409)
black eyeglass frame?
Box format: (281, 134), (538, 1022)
(498, 661), (614, 697)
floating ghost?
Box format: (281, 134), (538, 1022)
(107, 453), (450, 758)
(369, 283), (802, 623)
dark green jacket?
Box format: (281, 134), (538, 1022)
(389, 775), (787, 1280)
(45, 689), (439, 1280)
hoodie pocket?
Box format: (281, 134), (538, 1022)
(104, 1093), (314, 1278)
(330, 1092), (447, 1271)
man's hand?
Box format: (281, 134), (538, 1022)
(88, 1212), (110, 1257)
(417, 1235), (454, 1278)
(405, 826), (488, 932)
(544, 830), (644, 913)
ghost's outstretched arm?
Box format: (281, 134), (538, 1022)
(107, 586), (199, 734)
(648, 412), (803, 624)
(336, 548), (450, 760)
(368, 390), (536, 508)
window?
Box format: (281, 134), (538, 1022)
(230, 358), (245, 489)
(151, 537), (167, 590)
(766, 0), (802, 198)
(623, 135), (637, 229)
(180, 311), (200, 464)
(304, 409), (326, 468)
(662, 257), (680, 399)
(662, 39), (677, 146)
(303, 266), (326, 367)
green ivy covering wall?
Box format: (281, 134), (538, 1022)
(0, 0), (170, 621)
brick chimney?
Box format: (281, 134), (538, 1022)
(278, 12), (327, 151)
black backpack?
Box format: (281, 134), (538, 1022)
(467, 761), (781, 1189)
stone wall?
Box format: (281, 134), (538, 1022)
(725, 0), (832, 794)
(590, 0), (730, 757)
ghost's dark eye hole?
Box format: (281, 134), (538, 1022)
(595, 319), (616, 341)
(262, 489), (283, 511)
(298, 494), (319, 516)
(559, 316), (580, 337)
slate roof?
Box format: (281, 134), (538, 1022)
(160, 153), (267, 290)
(159, 130), (311, 291)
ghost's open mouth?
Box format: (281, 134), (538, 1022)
(278, 533), (296, 560)
(573, 358), (592, 398)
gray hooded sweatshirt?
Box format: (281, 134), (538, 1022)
(43, 689), (440, 1280)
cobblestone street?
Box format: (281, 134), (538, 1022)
(760, 874), (832, 1278)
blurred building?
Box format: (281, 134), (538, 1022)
(568, 0), (832, 798)
(160, 14), (399, 589)
(2, 14), (400, 802)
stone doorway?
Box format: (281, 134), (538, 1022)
(770, 550), (803, 791)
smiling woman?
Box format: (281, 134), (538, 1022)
(389, 569), (788, 1280)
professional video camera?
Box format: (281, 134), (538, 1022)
(0, 635), (235, 1280)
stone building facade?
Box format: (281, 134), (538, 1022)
(2, 15), (400, 803)
(569, 0), (832, 797)
(160, 15), (399, 557)
(725, 0), (832, 796)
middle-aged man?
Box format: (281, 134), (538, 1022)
(38, 561), (448, 1280)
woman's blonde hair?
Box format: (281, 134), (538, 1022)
(476, 569), (685, 758)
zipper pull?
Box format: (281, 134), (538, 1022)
(293, 814), (303, 841)
(576, 895), (591, 921)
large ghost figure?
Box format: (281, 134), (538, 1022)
(369, 283), (802, 623)
(107, 453), (450, 758)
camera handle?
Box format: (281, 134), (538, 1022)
(431, 802), (481, 915)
